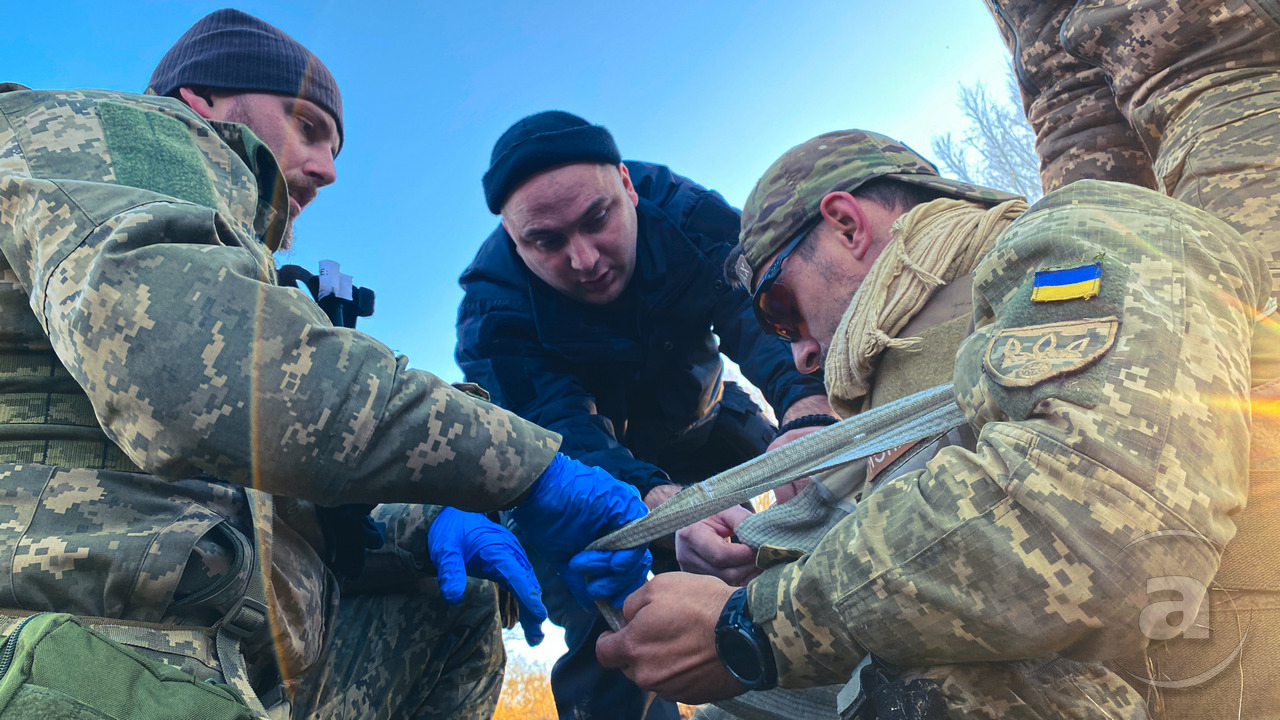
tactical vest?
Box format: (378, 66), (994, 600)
(0, 342), (140, 472)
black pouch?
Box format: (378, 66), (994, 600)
(846, 657), (948, 720)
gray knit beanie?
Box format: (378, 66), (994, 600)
(149, 8), (343, 151)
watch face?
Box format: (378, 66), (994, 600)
(716, 626), (766, 686)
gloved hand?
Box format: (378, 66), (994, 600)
(568, 546), (652, 608)
(428, 507), (548, 646)
(512, 454), (652, 608)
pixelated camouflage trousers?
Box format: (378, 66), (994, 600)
(284, 577), (506, 720)
(1137, 70), (1280, 295)
(985, 0), (1280, 291)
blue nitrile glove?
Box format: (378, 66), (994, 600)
(428, 507), (548, 646)
(511, 453), (652, 608)
(568, 547), (652, 608)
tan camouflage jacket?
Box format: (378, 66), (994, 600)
(0, 86), (559, 672)
(746, 181), (1269, 705)
(0, 85), (558, 508)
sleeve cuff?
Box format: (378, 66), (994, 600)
(748, 564), (816, 687)
(747, 560), (868, 688)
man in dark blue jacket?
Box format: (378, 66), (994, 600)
(455, 111), (834, 720)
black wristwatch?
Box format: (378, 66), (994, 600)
(714, 586), (778, 691)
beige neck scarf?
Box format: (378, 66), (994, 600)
(824, 197), (1028, 417)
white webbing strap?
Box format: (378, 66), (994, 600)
(589, 383), (967, 631)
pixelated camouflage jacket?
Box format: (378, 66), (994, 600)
(0, 86), (559, 670)
(0, 85), (559, 509)
(746, 181), (1270, 704)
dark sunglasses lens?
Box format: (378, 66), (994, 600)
(753, 282), (802, 342)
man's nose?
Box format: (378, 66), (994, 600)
(304, 146), (337, 188)
(566, 236), (599, 271)
(791, 339), (822, 375)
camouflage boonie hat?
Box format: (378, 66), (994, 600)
(737, 130), (1021, 288)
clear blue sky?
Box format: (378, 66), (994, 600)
(5, 0), (1013, 384)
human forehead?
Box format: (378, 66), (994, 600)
(503, 163), (621, 223)
(230, 92), (340, 157)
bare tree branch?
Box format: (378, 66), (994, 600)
(930, 69), (1042, 202)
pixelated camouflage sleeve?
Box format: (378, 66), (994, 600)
(747, 181), (1269, 687)
(0, 89), (558, 511)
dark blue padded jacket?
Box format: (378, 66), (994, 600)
(455, 161), (826, 495)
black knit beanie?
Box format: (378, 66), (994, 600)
(483, 111), (621, 214)
(149, 8), (343, 151)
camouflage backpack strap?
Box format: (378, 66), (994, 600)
(211, 488), (273, 719)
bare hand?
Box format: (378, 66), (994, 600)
(772, 476), (811, 504)
(676, 505), (761, 585)
(766, 426), (825, 504)
(767, 425), (826, 453)
(643, 483), (680, 511)
(597, 573), (745, 703)
(643, 483), (681, 550)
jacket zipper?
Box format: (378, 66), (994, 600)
(0, 614), (43, 680)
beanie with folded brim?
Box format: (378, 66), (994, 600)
(483, 110), (621, 214)
(148, 8), (343, 153)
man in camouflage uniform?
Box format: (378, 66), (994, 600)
(595, 130), (1279, 718)
(982, 0), (1280, 292)
(0, 9), (650, 719)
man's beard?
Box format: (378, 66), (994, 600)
(278, 218), (294, 251)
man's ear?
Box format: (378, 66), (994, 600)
(177, 87), (217, 119)
(818, 192), (875, 261)
(500, 215), (523, 248)
(616, 163), (640, 207)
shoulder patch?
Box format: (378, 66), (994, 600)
(983, 317), (1119, 388)
(1031, 260), (1102, 302)
(97, 101), (218, 210)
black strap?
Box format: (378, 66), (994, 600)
(776, 413), (839, 437)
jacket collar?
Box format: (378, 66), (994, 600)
(207, 120), (290, 252)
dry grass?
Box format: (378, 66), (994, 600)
(494, 654), (699, 719)
(494, 658), (557, 720)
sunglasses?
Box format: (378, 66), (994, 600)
(750, 227), (812, 342)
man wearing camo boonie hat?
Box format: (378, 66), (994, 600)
(599, 128), (1274, 719)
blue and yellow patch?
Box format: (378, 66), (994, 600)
(1031, 261), (1102, 302)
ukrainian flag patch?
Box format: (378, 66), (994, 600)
(1031, 261), (1102, 302)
